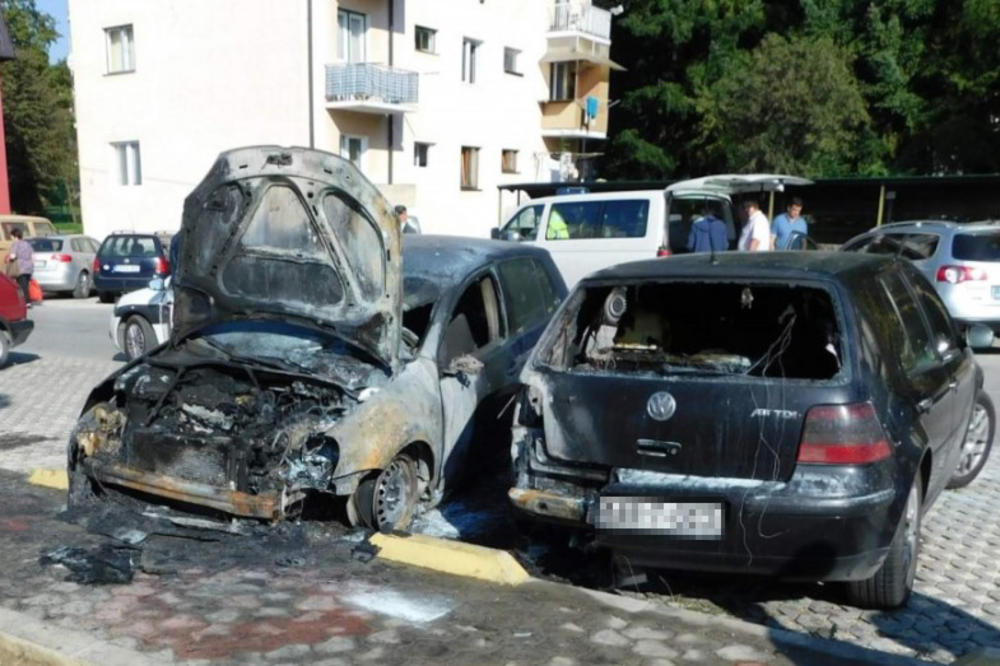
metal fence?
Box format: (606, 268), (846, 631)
(325, 63), (419, 105)
(550, 2), (612, 40)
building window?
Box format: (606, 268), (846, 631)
(462, 38), (481, 83)
(501, 149), (518, 173)
(105, 25), (135, 73)
(340, 134), (368, 173)
(112, 141), (142, 186)
(415, 26), (436, 53)
(504, 47), (521, 75)
(338, 9), (367, 63)
(549, 61), (577, 101)
(414, 142), (430, 167)
(461, 146), (479, 189)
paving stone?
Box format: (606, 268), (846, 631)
(264, 643), (313, 660)
(681, 648), (706, 661)
(633, 640), (678, 658)
(205, 608), (242, 623)
(715, 644), (771, 662)
(315, 636), (356, 655)
(605, 615), (628, 629)
(366, 629), (400, 644)
(548, 658), (576, 666)
(623, 626), (672, 641)
(560, 622), (584, 633)
(590, 629), (629, 647)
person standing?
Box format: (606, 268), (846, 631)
(687, 202), (728, 253)
(772, 197), (808, 250)
(5, 228), (34, 306)
(394, 205), (421, 234)
(738, 198), (771, 251)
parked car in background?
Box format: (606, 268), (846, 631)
(510, 251), (991, 609)
(0, 215), (57, 257)
(69, 146), (567, 536)
(110, 277), (173, 361)
(93, 232), (173, 302)
(841, 221), (1000, 334)
(0, 272), (33, 367)
(28, 235), (100, 298)
(492, 174), (812, 287)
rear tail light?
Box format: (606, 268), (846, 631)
(53, 254), (73, 263)
(797, 402), (891, 464)
(93, 258), (101, 273)
(656, 247), (672, 257)
(936, 265), (987, 284)
(154, 257), (171, 275)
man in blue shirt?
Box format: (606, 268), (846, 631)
(686, 202), (728, 254)
(772, 197), (808, 249)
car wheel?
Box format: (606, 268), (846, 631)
(123, 316), (156, 361)
(352, 453), (419, 532)
(948, 391), (995, 489)
(0, 331), (10, 368)
(98, 291), (115, 304)
(846, 476), (921, 609)
(72, 271), (91, 299)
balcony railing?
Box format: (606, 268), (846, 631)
(325, 63), (418, 106)
(550, 2), (612, 41)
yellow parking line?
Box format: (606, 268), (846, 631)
(370, 532), (531, 586)
(27, 469), (68, 491)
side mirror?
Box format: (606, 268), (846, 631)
(490, 228), (501, 240)
(148, 277), (165, 291)
(966, 324), (994, 351)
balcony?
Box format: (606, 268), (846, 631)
(325, 63), (418, 114)
(541, 99), (608, 140)
(549, 1), (611, 41)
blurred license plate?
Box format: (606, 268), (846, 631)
(113, 265), (141, 273)
(34, 260), (46, 268)
(992, 286), (1000, 300)
(597, 497), (723, 538)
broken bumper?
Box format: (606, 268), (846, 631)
(82, 459), (303, 520)
(8, 319), (33, 347)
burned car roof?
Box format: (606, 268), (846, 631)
(402, 235), (554, 291)
(582, 250), (893, 283)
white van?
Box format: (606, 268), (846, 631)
(492, 174), (811, 287)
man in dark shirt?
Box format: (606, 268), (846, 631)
(686, 202), (728, 254)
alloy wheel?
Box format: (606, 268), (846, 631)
(955, 403), (990, 477)
(125, 322), (146, 360)
(902, 484), (920, 591)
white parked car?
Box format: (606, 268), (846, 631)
(492, 174), (812, 287)
(109, 277), (172, 361)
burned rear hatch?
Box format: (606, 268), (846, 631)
(532, 279), (854, 481)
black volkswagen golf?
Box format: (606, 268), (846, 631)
(509, 251), (991, 609)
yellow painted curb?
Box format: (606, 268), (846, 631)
(370, 532), (531, 586)
(0, 630), (87, 666)
(27, 469), (68, 491)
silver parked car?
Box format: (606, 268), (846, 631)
(842, 221), (1000, 333)
(28, 234), (100, 299)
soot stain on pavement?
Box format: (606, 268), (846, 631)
(0, 432), (48, 451)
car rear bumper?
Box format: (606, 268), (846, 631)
(94, 275), (153, 294)
(34, 265), (76, 292)
(7, 319), (33, 347)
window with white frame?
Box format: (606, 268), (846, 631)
(461, 146), (480, 189)
(504, 47), (521, 75)
(105, 25), (135, 73)
(112, 141), (142, 186)
(462, 38), (481, 83)
(502, 149), (518, 174)
(415, 26), (436, 53)
(414, 142), (430, 167)
(338, 9), (367, 63)
(549, 61), (577, 101)
(340, 135), (368, 173)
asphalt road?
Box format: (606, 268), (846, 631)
(16, 295), (123, 363)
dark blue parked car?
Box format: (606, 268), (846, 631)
(93, 233), (172, 303)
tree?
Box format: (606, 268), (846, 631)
(0, 0), (76, 214)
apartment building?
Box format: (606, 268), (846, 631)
(69, 0), (619, 240)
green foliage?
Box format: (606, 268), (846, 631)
(0, 0), (78, 215)
(599, 0), (1000, 178)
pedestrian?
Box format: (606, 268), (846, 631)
(687, 202), (728, 254)
(772, 196), (808, 250)
(4, 228), (34, 306)
(738, 197), (771, 252)
(394, 205), (421, 234)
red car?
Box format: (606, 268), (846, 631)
(0, 273), (33, 367)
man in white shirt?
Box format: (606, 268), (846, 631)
(738, 198), (771, 251)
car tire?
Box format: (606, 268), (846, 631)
(0, 330), (10, 368)
(98, 291), (115, 304)
(352, 453), (419, 532)
(123, 315), (157, 361)
(72, 271), (92, 299)
(846, 476), (922, 609)
(947, 390), (995, 489)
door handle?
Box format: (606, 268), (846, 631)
(917, 398), (934, 414)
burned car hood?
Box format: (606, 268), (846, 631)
(171, 146), (402, 369)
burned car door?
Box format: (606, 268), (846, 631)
(438, 270), (510, 486)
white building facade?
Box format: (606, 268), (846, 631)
(69, 0), (618, 241)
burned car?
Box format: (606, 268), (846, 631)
(509, 251), (989, 608)
(68, 146), (566, 531)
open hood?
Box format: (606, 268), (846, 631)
(171, 146), (402, 369)
(666, 173), (813, 196)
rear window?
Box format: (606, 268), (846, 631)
(29, 238), (63, 252)
(540, 281), (843, 380)
(31, 221), (56, 236)
(546, 199), (648, 240)
(952, 233), (1000, 262)
(100, 236), (160, 258)
(849, 233), (939, 260)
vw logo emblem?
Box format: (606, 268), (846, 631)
(647, 391), (676, 421)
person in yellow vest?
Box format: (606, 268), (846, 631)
(546, 207), (570, 239)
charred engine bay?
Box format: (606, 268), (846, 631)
(80, 360), (353, 505)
